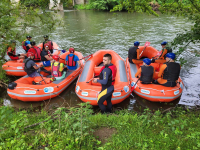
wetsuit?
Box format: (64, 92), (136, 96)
(156, 62), (180, 87)
(153, 48), (168, 63)
(128, 46), (143, 64)
(97, 64), (116, 113)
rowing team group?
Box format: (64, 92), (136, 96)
(128, 41), (180, 87)
(6, 35), (81, 81)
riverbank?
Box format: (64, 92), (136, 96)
(1, 104), (200, 149)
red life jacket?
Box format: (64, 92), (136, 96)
(32, 46), (41, 61)
(66, 54), (76, 67)
(22, 40), (27, 50)
(6, 46), (16, 55)
(100, 64), (117, 85)
(51, 62), (62, 77)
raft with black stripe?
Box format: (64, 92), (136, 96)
(7, 51), (83, 102)
(2, 42), (61, 76)
(75, 50), (131, 106)
(126, 46), (184, 102)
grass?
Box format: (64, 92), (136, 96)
(0, 103), (200, 149)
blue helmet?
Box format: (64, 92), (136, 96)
(161, 41), (167, 45)
(143, 58), (151, 65)
(134, 41), (140, 46)
(166, 53), (175, 60)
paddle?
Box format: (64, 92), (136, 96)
(152, 51), (162, 59)
(131, 78), (140, 92)
(86, 77), (94, 83)
(139, 41), (151, 58)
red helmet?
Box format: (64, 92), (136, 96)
(27, 52), (34, 57)
(69, 47), (75, 53)
(52, 55), (59, 61)
(44, 43), (49, 48)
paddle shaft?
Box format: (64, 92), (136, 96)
(139, 41), (150, 58)
(38, 70), (47, 84)
(131, 78), (140, 92)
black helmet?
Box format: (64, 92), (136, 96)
(26, 35), (32, 38)
(43, 35), (48, 38)
(30, 41), (36, 46)
(10, 40), (16, 43)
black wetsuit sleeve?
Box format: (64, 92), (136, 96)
(97, 68), (111, 85)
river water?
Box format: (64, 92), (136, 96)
(2, 10), (200, 112)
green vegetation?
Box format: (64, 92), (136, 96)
(1, 103), (200, 149)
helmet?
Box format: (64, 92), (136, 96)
(26, 35), (32, 38)
(161, 41), (167, 45)
(44, 43), (49, 48)
(69, 47), (75, 53)
(52, 55), (59, 61)
(10, 40), (16, 43)
(30, 41), (36, 46)
(43, 35), (48, 38)
(166, 52), (175, 60)
(143, 58), (151, 65)
(134, 41), (140, 46)
(27, 52), (34, 57)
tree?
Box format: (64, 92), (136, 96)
(0, 0), (61, 84)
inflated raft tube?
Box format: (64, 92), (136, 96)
(2, 42), (61, 76)
(75, 50), (131, 106)
(131, 46), (166, 64)
(7, 51), (84, 102)
(126, 48), (184, 102)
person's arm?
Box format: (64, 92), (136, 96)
(45, 55), (53, 61)
(137, 48), (140, 59)
(158, 64), (167, 78)
(135, 68), (141, 78)
(77, 60), (81, 67)
(97, 68), (111, 85)
(159, 49), (167, 59)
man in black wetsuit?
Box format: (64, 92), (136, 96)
(93, 53), (117, 113)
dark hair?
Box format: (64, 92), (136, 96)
(104, 53), (112, 60)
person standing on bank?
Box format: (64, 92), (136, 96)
(154, 53), (180, 87)
(93, 54), (117, 113)
(135, 58), (155, 84)
(128, 41), (143, 64)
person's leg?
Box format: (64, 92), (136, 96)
(106, 93), (113, 113)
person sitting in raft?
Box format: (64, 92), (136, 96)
(23, 52), (42, 77)
(6, 40), (24, 60)
(153, 53), (180, 87)
(22, 35), (32, 52)
(41, 44), (54, 67)
(51, 55), (66, 81)
(65, 47), (81, 70)
(42, 35), (54, 54)
(128, 41), (143, 64)
(93, 53), (117, 113)
(152, 41), (169, 63)
(135, 58), (155, 84)
(26, 41), (41, 62)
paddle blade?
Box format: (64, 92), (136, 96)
(144, 41), (150, 47)
(61, 50), (66, 53)
(131, 86), (135, 92)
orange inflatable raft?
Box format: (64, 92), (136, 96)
(126, 46), (184, 102)
(7, 51), (84, 102)
(75, 50), (131, 106)
(2, 42), (61, 76)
